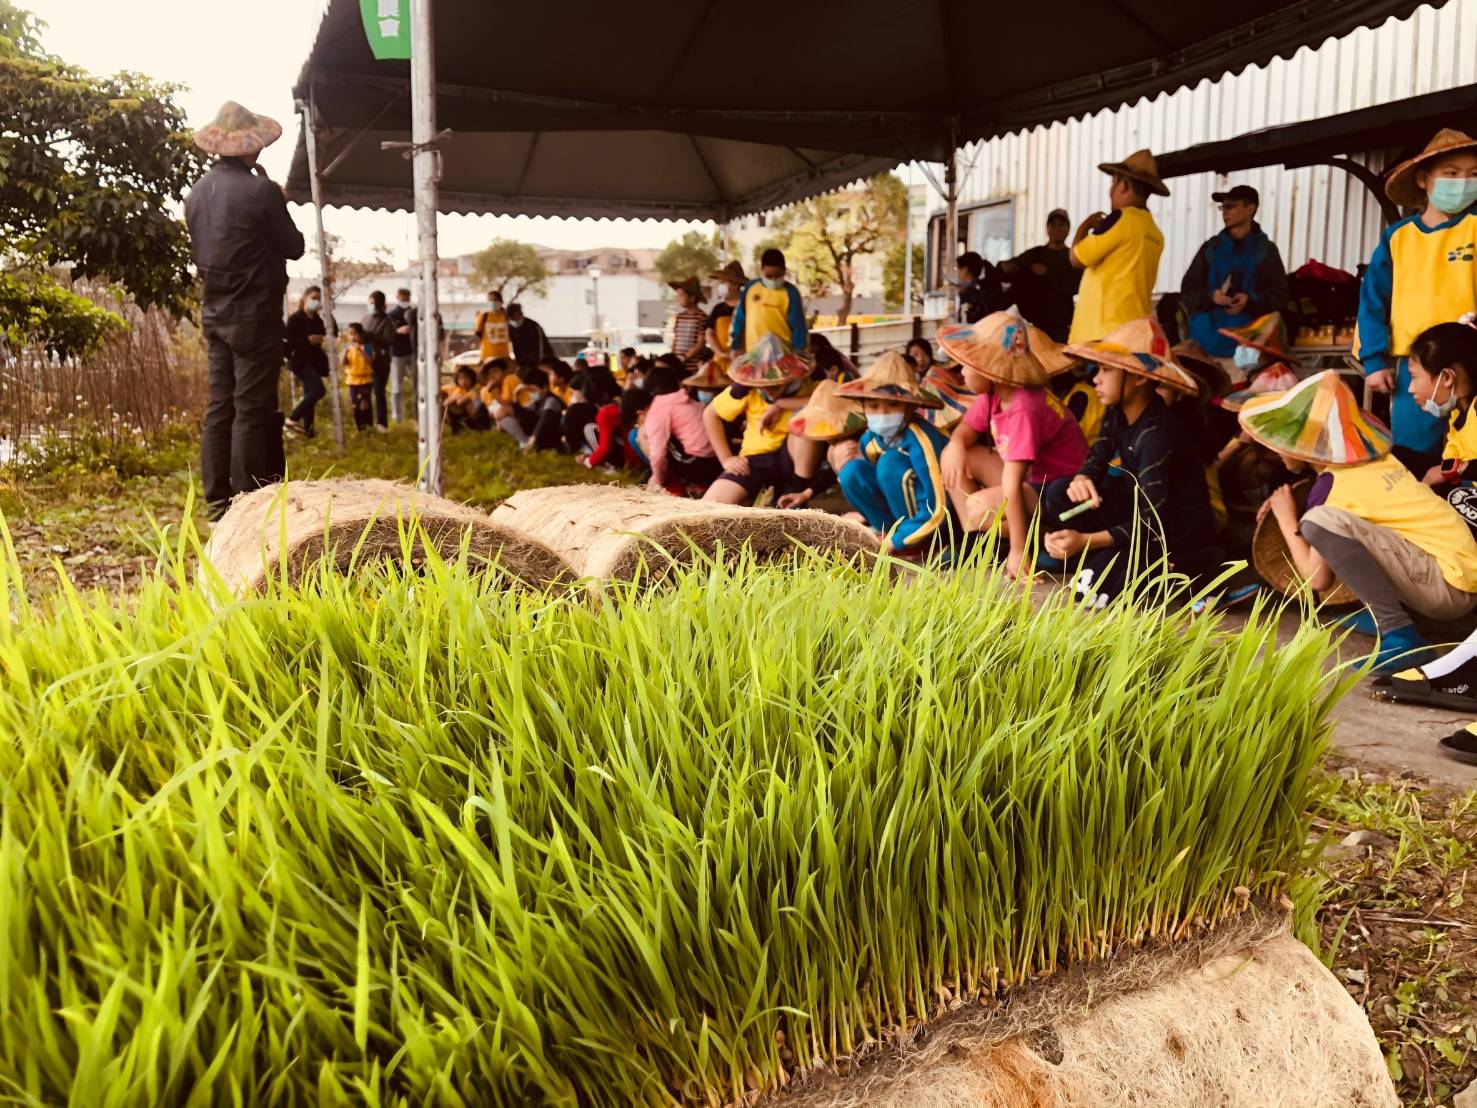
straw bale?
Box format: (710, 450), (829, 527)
(203, 480), (571, 595)
(490, 484), (880, 583)
(776, 927), (1394, 1108)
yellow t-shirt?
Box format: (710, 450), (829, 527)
(710, 382), (814, 456)
(341, 344), (374, 386)
(476, 308), (511, 361)
(740, 282), (799, 351)
(549, 381), (573, 406)
(1069, 206), (1164, 344)
(1061, 380), (1104, 444)
(1443, 399), (1477, 466)
(1324, 454), (1477, 591)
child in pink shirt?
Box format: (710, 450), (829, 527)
(936, 310), (1087, 578)
(643, 359), (722, 493)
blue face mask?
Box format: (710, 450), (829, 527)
(1233, 345), (1262, 372)
(1430, 177), (1477, 216)
(866, 411), (906, 439)
(696, 389), (718, 404)
(1422, 372), (1458, 419)
(761, 277), (785, 290)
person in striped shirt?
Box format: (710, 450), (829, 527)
(670, 277), (709, 372)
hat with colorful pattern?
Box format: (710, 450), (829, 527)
(1219, 312), (1299, 366)
(682, 361), (731, 390)
(193, 101), (283, 158)
(1237, 370), (1393, 466)
(836, 351), (943, 408)
(919, 365), (977, 430)
(1064, 316), (1198, 395)
(727, 334), (811, 388)
(936, 308), (1074, 388)
(789, 380), (866, 441)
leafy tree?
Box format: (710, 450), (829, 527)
(0, 0), (207, 319)
(768, 174), (907, 326)
(469, 239), (550, 303)
(306, 232), (396, 306)
(655, 230), (720, 287)
(882, 242), (926, 312)
(0, 273), (125, 358)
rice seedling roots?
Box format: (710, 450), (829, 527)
(775, 920), (1395, 1108)
(203, 479), (573, 593)
(490, 483), (880, 583)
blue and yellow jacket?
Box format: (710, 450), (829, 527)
(859, 419), (951, 553)
(1357, 204), (1477, 372)
(730, 278), (809, 354)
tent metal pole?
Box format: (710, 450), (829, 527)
(410, 0), (443, 496)
(945, 146), (958, 322)
(299, 96), (346, 451)
(902, 163), (914, 313)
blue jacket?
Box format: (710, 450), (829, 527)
(1179, 224), (1287, 356)
(859, 420), (951, 552)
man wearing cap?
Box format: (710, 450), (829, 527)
(1068, 150), (1167, 345)
(184, 102), (306, 522)
(1358, 128), (1477, 470)
(999, 210), (1082, 342)
(1179, 185), (1288, 369)
(729, 248), (808, 355)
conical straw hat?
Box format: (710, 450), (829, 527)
(836, 351), (943, 408)
(727, 334), (811, 388)
(1219, 312), (1300, 365)
(936, 308), (1074, 388)
(193, 101), (283, 157)
(682, 362), (730, 390)
(1384, 128), (1477, 208)
(920, 365), (976, 430)
(1237, 371), (1393, 466)
(789, 380), (866, 441)
(1096, 149), (1170, 197)
(1064, 317), (1199, 395)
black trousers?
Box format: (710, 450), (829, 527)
(203, 319), (286, 509)
(288, 367), (327, 434)
(372, 359), (391, 428)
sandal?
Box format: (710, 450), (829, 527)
(1387, 656), (1477, 712)
(1438, 722), (1477, 765)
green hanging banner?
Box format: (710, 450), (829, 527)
(360, 0), (411, 60)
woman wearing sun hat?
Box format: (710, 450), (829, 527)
(1040, 317), (1222, 607)
(936, 308), (1086, 578)
(185, 101), (306, 523)
(1240, 370), (1477, 674)
(1357, 128), (1477, 471)
(828, 352), (956, 557)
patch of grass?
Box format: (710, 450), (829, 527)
(1317, 770), (1477, 1105)
(0, 536), (1344, 1105)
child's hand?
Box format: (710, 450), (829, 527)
(1066, 475), (1099, 505)
(1266, 484), (1298, 526)
(1044, 530), (1085, 559)
(1005, 549), (1025, 580)
(941, 441), (969, 489)
(761, 403), (785, 431)
(777, 489), (813, 509)
(722, 455), (751, 477)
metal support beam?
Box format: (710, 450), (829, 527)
(298, 96), (345, 451)
(410, 0), (443, 495)
(1317, 156), (1403, 226)
(945, 121), (960, 322)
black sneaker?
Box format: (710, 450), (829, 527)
(206, 499), (231, 523)
(1388, 655), (1477, 711)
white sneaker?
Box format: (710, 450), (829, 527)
(375, 425), (389, 435)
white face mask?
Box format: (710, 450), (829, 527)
(866, 411), (906, 439)
(1429, 177), (1477, 216)
(761, 277), (784, 290)
(398, 298), (410, 307)
(509, 317), (523, 329)
(1422, 371), (1459, 419)
(304, 298), (320, 312)
(1233, 345), (1262, 372)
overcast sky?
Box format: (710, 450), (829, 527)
(29, 0), (711, 268)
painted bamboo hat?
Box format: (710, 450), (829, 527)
(789, 380), (866, 441)
(682, 361), (731, 390)
(1217, 364), (1301, 413)
(837, 351), (943, 408)
(727, 334), (811, 388)
(708, 260), (747, 286)
(668, 276), (704, 302)
(1385, 128), (1477, 208)
(1219, 312), (1300, 365)
(1252, 479), (1357, 605)
(1064, 317), (1199, 395)
(920, 365), (977, 430)
(1171, 340), (1233, 400)
(1096, 149), (1170, 197)
(936, 309), (1074, 388)
(1237, 371), (1393, 466)
(193, 101), (283, 157)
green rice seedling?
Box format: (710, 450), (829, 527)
(0, 515), (1347, 1106)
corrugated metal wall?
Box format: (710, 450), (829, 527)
(947, 0), (1477, 290)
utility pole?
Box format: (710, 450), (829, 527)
(297, 97), (346, 450)
(409, 0), (442, 495)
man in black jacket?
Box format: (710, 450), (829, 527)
(360, 290), (398, 431)
(185, 102), (305, 520)
(507, 303), (554, 369)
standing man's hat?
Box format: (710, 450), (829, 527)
(1384, 129), (1477, 207)
(193, 101), (283, 157)
(1096, 149), (1170, 197)
(760, 248), (786, 269)
(668, 276), (703, 301)
(1046, 208), (1070, 223)
(1211, 184), (1260, 207)
(708, 261), (747, 286)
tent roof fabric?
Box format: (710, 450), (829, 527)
(288, 0), (1445, 220)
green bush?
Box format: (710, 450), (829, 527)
(0, 533), (1346, 1105)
